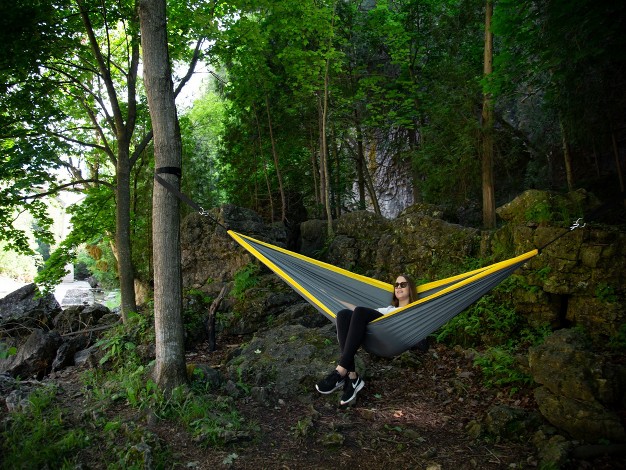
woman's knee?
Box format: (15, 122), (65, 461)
(337, 308), (352, 321)
(353, 306), (370, 316)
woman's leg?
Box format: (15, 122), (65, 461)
(338, 306), (382, 372)
(335, 309), (353, 356)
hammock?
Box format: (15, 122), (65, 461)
(228, 230), (538, 357)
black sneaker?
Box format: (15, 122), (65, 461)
(315, 370), (345, 394)
(340, 375), (365, 405)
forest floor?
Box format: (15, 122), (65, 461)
(46, 339), (626, 470)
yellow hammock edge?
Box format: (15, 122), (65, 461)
(370, 248), (539, 323)
(228, 230), (340, 319)
(229, 230), (537, 324)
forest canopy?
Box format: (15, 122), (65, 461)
(1, 0), (625, 293)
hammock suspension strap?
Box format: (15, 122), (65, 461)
(154, 168), (228, 230)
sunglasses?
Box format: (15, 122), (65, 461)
(394, 281), (408, 289)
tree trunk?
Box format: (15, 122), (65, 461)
(265, 95), (287, 222)
(253, 104), (275, 221)
(115, 151), (137, 322)
(364, 142), (382, 216)
(206, 285), (227, 352)
(481, 0), (496, 229)
(560, 117), (575, 191)
(309, 128), (321, 217)
(318, 91), (334, 237)
(139, 0), (188, 392)
(611, 131), (626, 208)
(355, 115), (367, 210)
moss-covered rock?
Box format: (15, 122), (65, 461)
(225, 324), (342, 399)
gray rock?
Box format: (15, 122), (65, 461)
(0, 283), (61, 332)
(0, 329), (63, 379)
(225, 323), (342, 398)
(530, 329), (626, 443)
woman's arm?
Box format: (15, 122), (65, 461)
(336, 299), (357, 310)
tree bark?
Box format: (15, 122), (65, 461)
(139, 0), (188, 392)
(481, 0), (496, 229)
(355, 115), (367, 210)
(560, 117), (575, 191)
(265, 95), (287, 222)
(611, 131), (626, 208)
(115, 151), (137, 322)
(206, 285), (227, 352)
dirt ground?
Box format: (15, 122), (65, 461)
(50, 340), (624, 470)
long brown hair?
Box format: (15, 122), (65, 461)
(392, 274), (418, 307)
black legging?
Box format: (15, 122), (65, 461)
(336, 307), (383, 372)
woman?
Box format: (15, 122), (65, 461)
(316, 274), (418, 405)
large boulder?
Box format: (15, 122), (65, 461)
(52, 303), (111, 335)
(529, 329), (626, 442)
(496, 188), (601, 226)
(0, 283), (61, 334)
(225, 324), (343, 399)
(181, 204), (287, 297)
(0, 329), (63, 379)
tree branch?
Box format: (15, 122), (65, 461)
(174, 38), (204, 98)
(20, 179), (115, 201)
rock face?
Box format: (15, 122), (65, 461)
(181, 204), (287, 298)
(529, 329), (626, 442)
(225, 323), (343, 398)
(0, 293), (115, 379)
(0, 283), (61, 332)
(0, 329), (63, 379)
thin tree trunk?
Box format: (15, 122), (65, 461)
(206, 285), (227, 352)
(364, 142), (382, 216)
(331, 123), (342, 218)
(77, 0), (138, 320)
(611, 131), (626, 208)
(355, 115), (367, 210)
(560, 117), (575, 191)
(139, 0), (187, 392)
(115, 151), (136, 322)
(253, 104), (275, 221)
(319, 87), (333, 236)
(309, 128), (321, 217)
(265, 95), (287, 222)
(481, 0), (496, 229)
(320, 9), (335, 238)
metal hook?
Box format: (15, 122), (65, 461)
(570, 218), (586, 230)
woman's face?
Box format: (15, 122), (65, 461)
(394, 276), (410, 303)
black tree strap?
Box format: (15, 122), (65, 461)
(155, 166), (182, 178)
(538, 217), (586, 252)
(154, 168), (228, 230)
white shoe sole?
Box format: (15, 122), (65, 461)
(340, 379), (365, 405)
(315, 381), (345, 395)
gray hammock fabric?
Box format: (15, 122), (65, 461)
(228, 231), (538, 357)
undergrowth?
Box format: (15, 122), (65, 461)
(434, 276), (551, 393)
(0, 385), (90, 468)
(2, 309), (255, 468)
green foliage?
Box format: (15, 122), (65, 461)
(231, 263), (261, 300)
(35, 186), (117, 293)
(608, 323), (626, 352)
(595, 283), (618, 303)
(96, 311), (152, 368)
(0, 385), (89, 468)
(0, 342), (17, 359)
(473, 347), (533, 393)
(435, 294), (521, 347)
